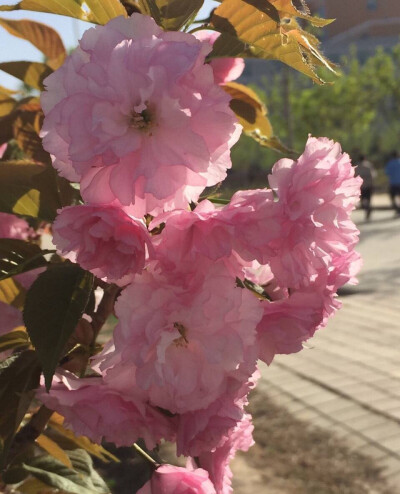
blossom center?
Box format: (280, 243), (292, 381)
(129, 106), (154, 131)
(173, 322), (189, 348)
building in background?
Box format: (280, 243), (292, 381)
(308, 0), (400, 59)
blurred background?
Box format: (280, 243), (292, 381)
(1, 0), (400, 492)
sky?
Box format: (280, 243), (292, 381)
(0, 0), (219, 89)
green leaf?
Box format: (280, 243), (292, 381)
(67, 449), (110, 493)
(0, 18), (66, 70)
(24, 264), (94, 390)
(0, 239), (49, 282)
(0, 351), (41, 468)
(0, 0), (127, 25)
(210, 0), (336, 84)
(21, 454), (105, 494)
(139, 0), (203, 30)
(0, 330), (30, 353)
(0, 161), (61, 221)
(0, 62), (53, 91)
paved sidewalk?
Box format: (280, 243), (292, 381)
(261, 196), (400, 488)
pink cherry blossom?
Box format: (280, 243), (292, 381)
(151, 189), (280, 282)
(268, 136), (362, 289)
(37, 371), (175, 449)
(176, 370), (258, 457)
(41, 14), (241, 217)
(0, 143), (7, 159)
(112, 263), (262, 414)
(52, 204), (153, 285)
(0, 301), (23, 336)
(194, 31), (245, 84)
(197, 414), (254, 494)
(256, 291), (327, 364)
(0, 212), (31, 240)
(138, 465), (216, 494)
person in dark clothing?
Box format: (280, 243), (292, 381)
(385, 151), (400, 214)
(355, 155), (376, 220)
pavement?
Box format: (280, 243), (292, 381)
(259, 194), (400, 489)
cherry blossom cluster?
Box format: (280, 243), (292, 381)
(23, 13), (362, 493)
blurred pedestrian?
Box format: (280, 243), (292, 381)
(385, 151), (400, 214)
(356, 154), (376, 220)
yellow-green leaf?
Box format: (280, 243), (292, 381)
(210, 0), (336, 83)
(0, 18), (66, 69)
(0, 96), (16, 118)
(49, 413), (119, 463)
(0, 61), (53, 91)
(0, 278), (25, 309)
(36, 435), (74, 469)
(0, 161), (61, 220)
(0, 328), (29, 353)
(139, 0), (203, 30)
(0, 0), (127, 25)
(84, 0), (127, 24)
(222, 82), (293, 154)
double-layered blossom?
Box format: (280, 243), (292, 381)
(268, 136), (362, 289)
(152, 189), (280, 282)
(197, 414), (254, 494)
(53, 204), (153, 285)
(176, 371), (258, 457)
(41, 14), (241, 217)
(113, 263), (262, 414)
(37, 371), (175, 449)
(138, 465), (216, 494)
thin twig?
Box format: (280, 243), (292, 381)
(133, 443), (158, 467)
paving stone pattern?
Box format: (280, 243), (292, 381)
(260, 196), (400, 488)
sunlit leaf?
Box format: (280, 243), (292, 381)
(0, 18), (66, 69)
(210, 0), (336, 83)
(48, 413), (119, 463)
(139, 0), (203, 30)
(0, 239), (49, 282)
(0, 329), (30, 353)
(0, 161), (61, 220)
(0, 351), (41, 468)
(0, 278), (25, 309)
(0, 0), (127, 24)
(23, 264), (94, 390)
(0, 87), (17, 118)
(36, 435), (73, 469)
(222, 81), (293, 153)
(84, 0), (128, 23)
(0, 61), (53, 91)
(12, 100), (47, 161)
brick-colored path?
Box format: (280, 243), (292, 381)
(261, 195), (400, 487)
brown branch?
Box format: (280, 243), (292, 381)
(5, 405), (53, 468)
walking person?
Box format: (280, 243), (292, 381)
(385, 151), (400, 214)
(356, 154), (376, 221)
